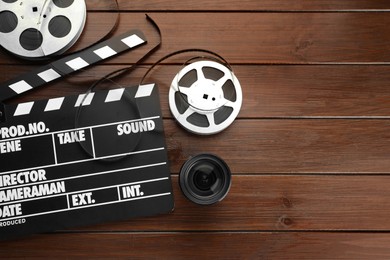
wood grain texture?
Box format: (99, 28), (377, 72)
(3, 64), (390, 117)
(1, 13), (390, 64)
(163, 119), (390, 174)
(126, 13), (390, 64)
(0, 65), (390, 119)
(63, 175), (390, 231)
(1, 232), (390, 259)
(88, 0), (390, 11)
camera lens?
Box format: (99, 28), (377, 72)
(179, 154), (231, 205)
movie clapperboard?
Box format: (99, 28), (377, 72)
(0, 82), (174, 240)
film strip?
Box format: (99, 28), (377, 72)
(0, 84), (173, 240)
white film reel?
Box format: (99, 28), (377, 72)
(0, 0), (86, 59)
(169, 60), (242, 135)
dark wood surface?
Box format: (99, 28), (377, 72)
(1, 0), (390, 258)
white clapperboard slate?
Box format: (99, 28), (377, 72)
(0, 84), (174, 240)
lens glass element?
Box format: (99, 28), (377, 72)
(193, 164), (217, 191)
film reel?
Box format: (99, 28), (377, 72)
(169, 60), (242, 135)
(0, 0), (86, 59)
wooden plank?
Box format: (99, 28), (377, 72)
(2, 13), (390, 64)
(68, 175), (390, 231)
(87, 0), (390, 11)
(4, 65), (389, 118)
(0, 104), (386, 173)
(140, 13), (390, 64)
(1, 232), (390, 258)
(162, 119), (390, 174)
(156, 65), (390, 118)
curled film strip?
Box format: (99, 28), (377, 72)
(0, 0), (87, 59)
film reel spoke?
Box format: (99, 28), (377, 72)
(178, 86), (191, 96)
(181, 107), (195, 119)
(215, 74), (230, 89)
(220, 98), (235, 109)
(196, 66), (207, 81)
(206, 112), (217, 128)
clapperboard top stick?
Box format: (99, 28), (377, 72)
(0, 14), (163, 124)
(0, 29), (146, 103)
(0, 14), (163, 105)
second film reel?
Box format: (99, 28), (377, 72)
(169, 60), (243, 135)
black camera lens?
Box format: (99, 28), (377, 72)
(179, 154), (231, 205)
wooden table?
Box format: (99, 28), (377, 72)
(1, 0), (390, 258)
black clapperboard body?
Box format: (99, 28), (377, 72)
(0, 84), (174, 240)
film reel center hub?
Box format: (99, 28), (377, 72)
(186, 78), (225, 111)
(0, 0), (86, 59)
